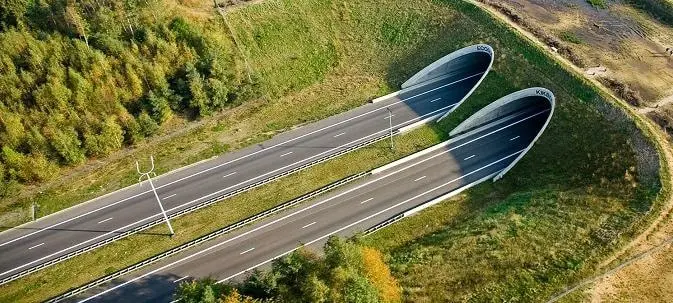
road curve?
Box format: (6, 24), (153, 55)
(0, 47), (493, 284)
(67, 98), (552, 303)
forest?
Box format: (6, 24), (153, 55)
(0, 0), (256, 194)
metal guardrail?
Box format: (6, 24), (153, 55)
(364, 213), (405, 235)
(0, 131), (395, 287)
(46, 171), (371, 303)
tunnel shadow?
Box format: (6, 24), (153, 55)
(63, 272), (183, 303)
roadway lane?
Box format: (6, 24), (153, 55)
(70, 106), (549, 303)
(0, 69), (488, 283)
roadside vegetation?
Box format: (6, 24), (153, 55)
(0, 0), (665, 302)
(175, 236), (401, 303)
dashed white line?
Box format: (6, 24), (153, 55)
(173, 276), (190, 283)
(164, 194), (177, 199)
(464, 155), (476, 161)
(334, 132), (346, 138)
(302, 222), (317, 229)
(239, 248), (255, 255)
(360, 198), (374, 204)
(383, 115), (395, 119)
(510, 136), (520, 141)
(97, 218), (113, 224)
(279, 152), (293, 158)
(414, 176), (427, 182)
(28, 243), (44, 250)
(430, 97), (441, 103)
(222, 172), (237, 178)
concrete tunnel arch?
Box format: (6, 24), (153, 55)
(450, 87), (555, 181)
(401, 44), (494, 120)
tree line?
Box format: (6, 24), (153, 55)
(0, 0), (258, 196)
(175, 237), (402, 303)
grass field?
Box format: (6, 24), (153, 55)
(0, 0), (665, 302)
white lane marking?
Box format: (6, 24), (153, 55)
(360, 198), (374, 204)
(464, 155), (476, 161)
(302, 222), (317, 229)
(164, 194), (177, 199)
(239, 248), (255, 255)
(414, 176), (427, 182)
(79, 148), (525, 303)
(334, 132), (346, 138)
(430, 97), (441, 103)
(383, 115), (395, 119)
(97, 218), (113, 224)
(280, 152), (293, 158)
(1, 73), (484, 249)
(173, 276), (189, 283)
(28, 243), (44, 250)
(510, 136), (520, 141)
(222, 172), (237, 178)
(5, 108), (546, 280)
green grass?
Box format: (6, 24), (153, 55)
(561, 31), (584, 44)
(587, 0), (608, 9)
(0, 0), (665, 302)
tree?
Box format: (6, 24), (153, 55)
(64, 2), (89, 48)
(0, 111), (25, 149)
(137, 111), (159, 137)
(47, 126), (85, 165)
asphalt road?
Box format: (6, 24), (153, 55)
(0, 66), (489, 282)
(70, 104), (550, 303)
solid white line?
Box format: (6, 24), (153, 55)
(173, 276), (189, 283)
(79, 145), (522, 303)
(164, 194), (177, 199)
(28, 243), (44, 250)
(510, 136), (520, 141)
(464, 155), (476, 161)
(222, 172), (237, 178)
(5, 108), (548, 280)
(360, 198), (374, 205)
(430, 98), (441, 103)
(97, 218), (113, 224)
(333, 132), (346, 138)
(280, 152), (293, 158)
(414, 176), (427, 182)
(239, 248), (255, 255)
(302, 222), (317, 229)
(1, 73), (481, 249)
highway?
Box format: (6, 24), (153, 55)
(69, 102), (551, 303)
(0, 59), (491, 283)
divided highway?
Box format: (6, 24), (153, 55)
(69, 102), (551, 303)
(0, 69), (488, 283)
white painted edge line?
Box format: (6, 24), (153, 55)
(397, 110), (448, 134)
(464, 155), (476, 161)
(0, 104), (458, 279)
(80, 150), (522, 303)
(360, 198), (374, 205)
(403, 172), (499, 217)
(372, 109), (550, 175)
(302, 222), (317, 229)
(215, 150), (523, 285)
(239, 248), (255, 255)
(370, 72), (482, 103)
(0, 74), (473, 248)
(173, 276), (189, 283)
(79, 133), (506, 303)
(28, 243), (44, 250)
(414, 176), (427, 182)
(96, 218), (113, 225)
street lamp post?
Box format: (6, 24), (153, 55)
(136, 156), (174, 236)
(387, 107), (394, 150)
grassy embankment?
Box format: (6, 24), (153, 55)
(0, 0), (665, 302)
(362, 1), (667, 302)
